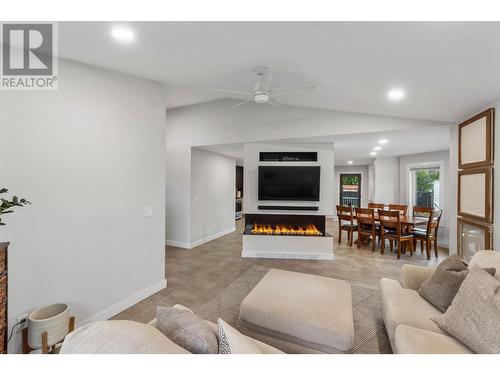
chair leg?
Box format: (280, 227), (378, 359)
(349, 230), (354, 247)
(389, 240), (393, 253)
(371, 231), (376, 252)
(409, 239), (414, 256)
(434, 238), (438, 258)
(338, 227), (342, 244)
(357, 232), (361, 249)
(425, 240), (431, 260)
(397, 241), (401, 259)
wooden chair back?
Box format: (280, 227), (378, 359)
(431, 209), (443, 237)
(378, 209), (401, 235)
(413, 206), (432, 218)
(368, 202), (385, 210)
(355, 208), (375, 227)
(336, 205), (354, 224)
(388, 204), (408, 216)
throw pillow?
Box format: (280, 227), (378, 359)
(217, 318), (262, 354)
(156, 306), (218, 354)
(433, 266), (500, 354)
(418, 254), (495, 312)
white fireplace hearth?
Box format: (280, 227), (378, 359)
(241, 214), (334, 260)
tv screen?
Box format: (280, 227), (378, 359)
(258, 166), (320, 201)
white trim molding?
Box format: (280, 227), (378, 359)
(78, 279), (167, 327)
(166, 226), (236, 249)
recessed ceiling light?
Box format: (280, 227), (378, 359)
(111, 26), (135, 43)
(347, 161), (353, 164)
(374, 146), (382, 151)
(378, 139), (388, 145)
(387, 88), (405, 101)
(370, 151), (377, 156)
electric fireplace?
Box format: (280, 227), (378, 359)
(242, 214), (334, 260)
(244, 214), (326, 236)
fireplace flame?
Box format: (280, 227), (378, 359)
(251, 223), (322, 236)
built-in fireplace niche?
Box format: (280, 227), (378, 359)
(244, 214), (328, 237)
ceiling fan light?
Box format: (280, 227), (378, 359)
(254, 93), (269, 104)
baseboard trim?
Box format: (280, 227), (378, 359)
(165, 239), (191, 249)
(190, 226), (236, 249)
(78, 279), (167, 327)
(166, 227), (236, 249)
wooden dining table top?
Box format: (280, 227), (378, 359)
(353, 213), (428, 226)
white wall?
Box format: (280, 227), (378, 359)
(0, 59), (167, 353)
(334, 165), (369, 209)
(449, 99), (500, 253)
(243, 142), (334, 216)
(398, 150), (450, 246)
(190, 148), (236, 248)
(368, 163), (375, 202)
(373, 157), (399, 204)
(165, 99), (449, 245)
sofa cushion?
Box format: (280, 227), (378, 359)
(417, 255), (468, 313)
(469, 250), (500, 281)
(60, 320), (189, 354)
(217, 318), (263, 354)
(156, 306), (218, 354)
(239, 269), (354, 353)
(434, 266), (500, 354)
(380, 278), (444, 347)
(394, 325), (473, 354)
(148, 304), (283, 354)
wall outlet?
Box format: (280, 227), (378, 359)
(16, 313), (28, 333)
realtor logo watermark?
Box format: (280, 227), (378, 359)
(1, 22), (58, 90)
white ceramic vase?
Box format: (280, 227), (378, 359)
(28, 303), (69, 349)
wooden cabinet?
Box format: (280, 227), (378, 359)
(0, 242), (8, 354)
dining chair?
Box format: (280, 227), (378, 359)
(368, 202), (385, 210)
(412, 206), (432, 228)
(336, 205), (357, 246)
(367, 203), (385, 244)
(378, 209), (414, 259)
(388, 204), (408, 216)
(355, 208), (380, 252)
(411, 209), (443, 259)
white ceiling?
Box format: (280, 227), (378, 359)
(59, 22), (500, 122)
(198, 125), (450, 165)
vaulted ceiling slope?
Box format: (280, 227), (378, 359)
(59, 22), (500, 122)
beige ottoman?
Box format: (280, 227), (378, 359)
(239, 269), (354, 354)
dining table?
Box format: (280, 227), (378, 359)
(353, 213), (428, 226)
(351, 213), (428, 247)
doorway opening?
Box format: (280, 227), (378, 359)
(339, 173), (361, 207)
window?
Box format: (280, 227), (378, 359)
(409, 168), (440, 209)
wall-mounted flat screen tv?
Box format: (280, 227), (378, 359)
(258, 166), (320, 201)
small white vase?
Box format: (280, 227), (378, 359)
(28, 303), (69, 349)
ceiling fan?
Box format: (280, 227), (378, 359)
(209, 67), (315, 111)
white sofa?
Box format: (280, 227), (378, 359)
(61, 304), (282, 354)
(380, 250), (500, 354)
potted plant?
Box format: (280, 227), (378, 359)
(0, 188), (31, 225)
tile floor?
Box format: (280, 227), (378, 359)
(113, 218), (447, 323)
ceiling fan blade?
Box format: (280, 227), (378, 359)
(208, 89), (253, 97)
(224, 100), (252, 111)
(267, 98), (282, 108)
(270, 86), (316, 96)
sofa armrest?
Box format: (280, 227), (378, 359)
(400, 264), (434, 290)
